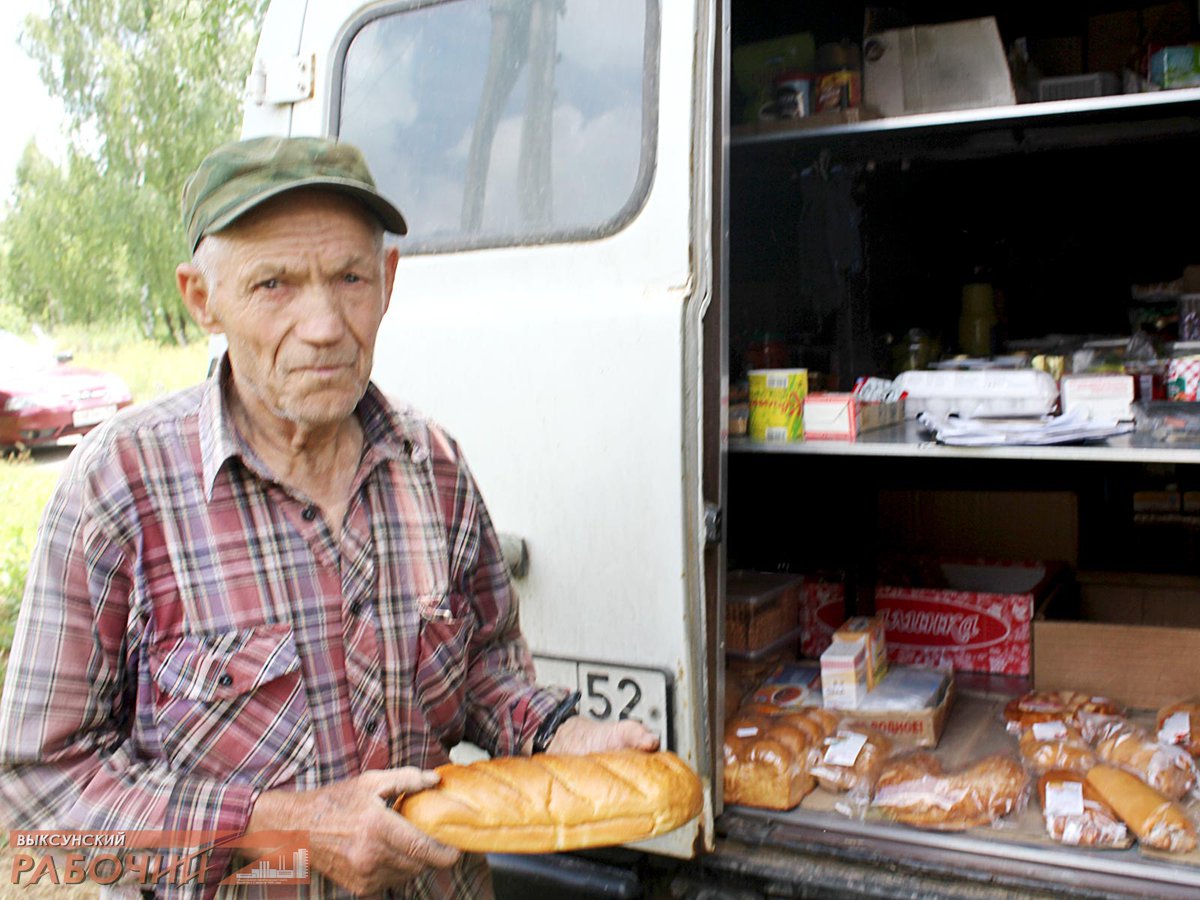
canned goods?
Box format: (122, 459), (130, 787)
(1167, 356), (1200, 401)
(748, 368), (808, 442)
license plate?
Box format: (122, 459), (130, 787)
(73, 404), (117, 428)
(576, 662), (670, 749)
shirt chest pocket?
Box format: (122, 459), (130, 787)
(149, 623), (316, 789)
(413, 592), (475, 751)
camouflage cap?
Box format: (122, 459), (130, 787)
(181, 136), (406, 252)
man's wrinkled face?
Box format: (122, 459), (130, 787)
(189, 191), (398, 431)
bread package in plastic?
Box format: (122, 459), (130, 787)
(1157, 699), (1200, 757)
(723, 709), (835, 810)
(1018, 721), (1096, 775)
(872, 752), (1029, 831)
(1003, 690), (1122, 735)
(809, 726), (894, 794)
(1091, 719), (1197, 801)
(1037, 769), (1131, 849)
(1085, 764), (1198, 853)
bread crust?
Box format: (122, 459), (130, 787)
(396, 750), (702, 853)
(723, 712), (817, 810)
(1085, 764), (1198, 853)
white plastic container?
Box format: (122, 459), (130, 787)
(893, 369), (1058, 418)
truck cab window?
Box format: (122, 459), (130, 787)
(337, 0), (656, 253)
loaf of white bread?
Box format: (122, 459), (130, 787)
(396, 750), (703, 853)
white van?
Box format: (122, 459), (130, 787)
(242, 1), (1200, 896)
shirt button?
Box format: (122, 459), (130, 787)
(365, 719), (379, 735)
(218, 673), (233, 687)
(302, 505), (317, 521)
(349, 601), (362, 616)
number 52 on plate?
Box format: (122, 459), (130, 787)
(533, 657), (671, 749)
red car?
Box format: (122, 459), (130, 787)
(0, 330), (133, 451)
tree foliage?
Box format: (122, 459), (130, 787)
(2, 0), (266, 341)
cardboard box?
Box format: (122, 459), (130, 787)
(803, 392), (905, 441)
(747, 662), (955, 748)
(820, 641), (869, 710)
(799, 578), (846, 658)
(726, 571), (803, 655)
(1060, 374), (1135, 421)
(832, 616), (889, 689)
(746, 660), (824, 711)
(874, 559), (1064, 675)
(1150, 43), (1200, 88)
(1034, 572), (1200, 708)
(841, 671), (955, 749)
(863, 17), (1016, 118)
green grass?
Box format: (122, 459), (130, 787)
(53, 325), (210, 401)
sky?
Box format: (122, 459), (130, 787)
(0, 0), (66, 204)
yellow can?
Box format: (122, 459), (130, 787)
(747, 368), (808, 442)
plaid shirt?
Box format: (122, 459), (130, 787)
(0, 360), (567, 898)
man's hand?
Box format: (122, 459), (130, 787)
(545, 716), (660, 755)
(247, 767), (459, 895)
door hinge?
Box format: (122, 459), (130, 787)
(246, 53), (315, 107)
(704, 503), (723, 545)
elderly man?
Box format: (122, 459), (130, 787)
(0, 137), (656, 898)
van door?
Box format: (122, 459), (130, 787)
(247, 0), (718, 856)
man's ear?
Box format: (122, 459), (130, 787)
(176, 262), (223, 334)
(382, 245), (400, 315)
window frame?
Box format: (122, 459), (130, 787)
(328, 0), (662, 256)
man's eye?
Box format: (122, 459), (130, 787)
(343, 273), (362, 284)
(256, 278), (281, 291)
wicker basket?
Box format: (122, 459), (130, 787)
(726, 571), (804, 654)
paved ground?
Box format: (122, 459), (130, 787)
(29, 446), (74, 471)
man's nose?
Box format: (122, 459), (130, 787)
(293, 284), (347, 344)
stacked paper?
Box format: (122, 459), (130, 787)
(918, 411), (1134, 446)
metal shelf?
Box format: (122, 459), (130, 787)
(730, 420), (1200, 465)
(730, 88), (1200, 149)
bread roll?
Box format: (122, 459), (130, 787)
(1037, 769), (1130, 849)
(1085, 764), (1197, 853)
(809, 727), (893, 794)
(872, 753), (1029, 831)
(396, 750), (702, 853)
(1093, 720), (1197, 801)
(723, 712), (817, 810)
(1157, 700), (1200, 757)
(1018, 723), (1096, 775)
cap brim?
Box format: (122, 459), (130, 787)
(200, 175), (407, 249)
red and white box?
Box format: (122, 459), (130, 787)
(800, 578), (847, 658)
(874, 559), (1063, 676)
(803, 392), (906, 441)
(1060, 374), (1135, 421)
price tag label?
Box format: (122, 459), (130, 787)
(823, 730), (868, 767)
(1032, 720), (1069, 741)
(1159, 711), (1191, 746)
(1045, 780), (1085, 817)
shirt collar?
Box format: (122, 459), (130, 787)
(199, 354), (428, 500)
